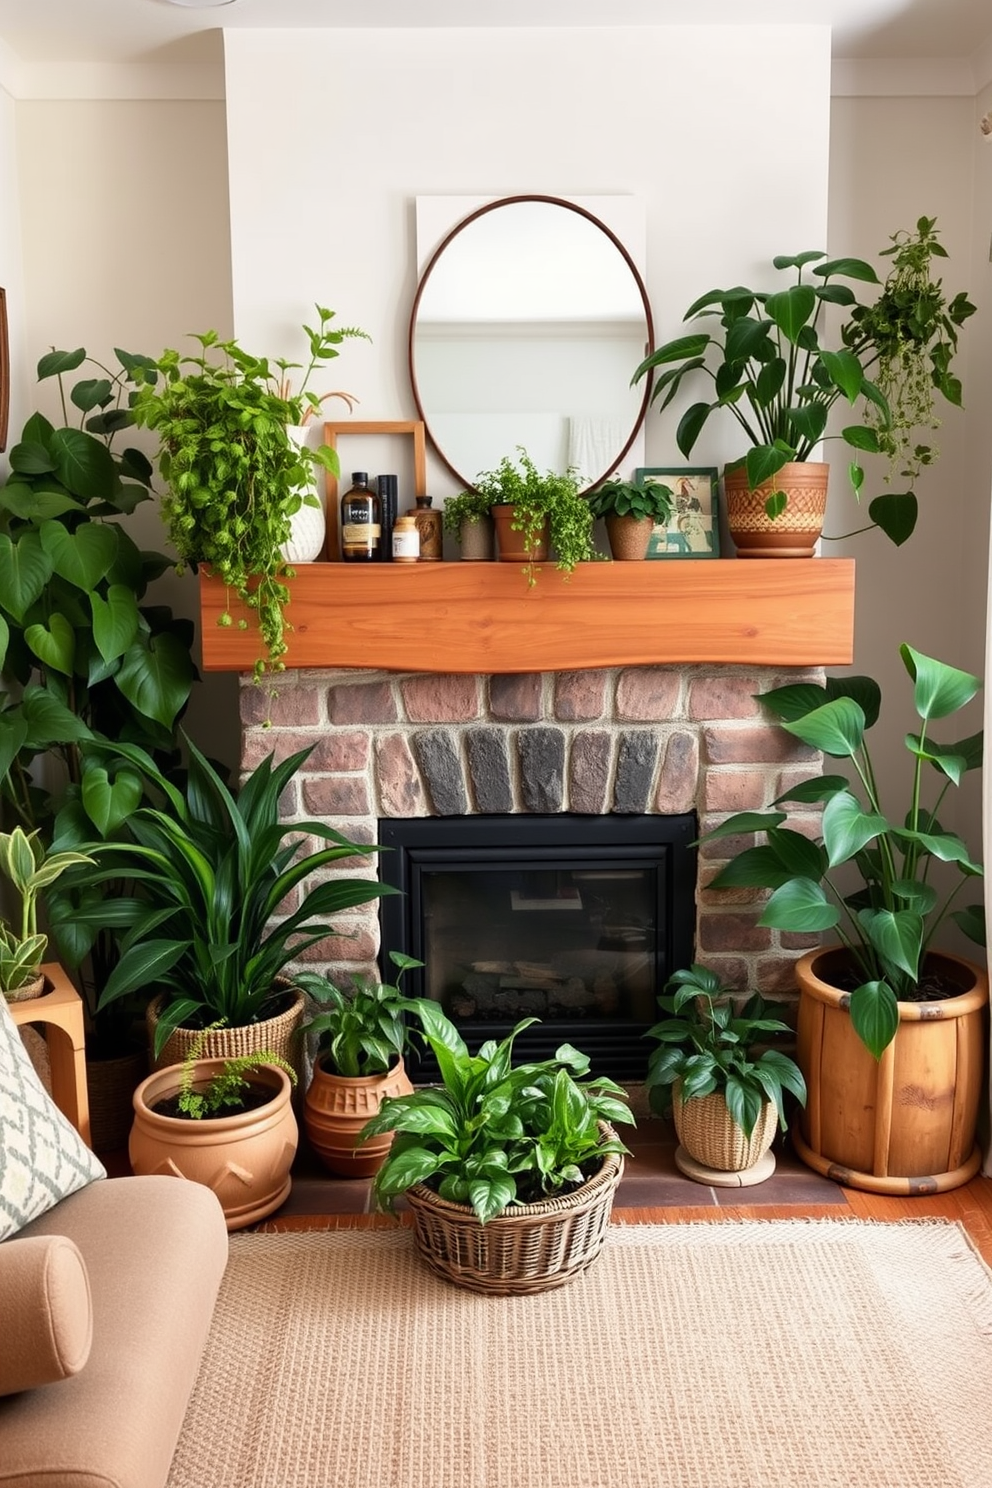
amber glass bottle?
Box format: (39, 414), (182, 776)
(340, 473), (381, 562)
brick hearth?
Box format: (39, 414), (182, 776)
(241, 664), (825, 1006)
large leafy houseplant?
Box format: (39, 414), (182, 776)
(632, 219), (973, 546)
(133, 306), (369, 677)
(60, 734), (393, 1057)
(701, 646), (984, 1059)
(363, 999), (633, 1223)
(473, 446), (595, 583)
(0, 346), (196, 836)
(644, 963), (806, 1138)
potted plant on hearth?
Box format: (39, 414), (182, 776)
(133, 305), (370, 678)
(294, 952), (421, 1177)
(587, 472), (674, 561)
(129, 1029), (299, 1230)
(441, 487), (496, 561)
(59, 733), (394, 1074)
(632, 218), (973, 555)
(701, 644), (986, 1193)
(644, 964), (806, 1187)
(360, 998), (634, 1294)
(471, 446), (595, 584)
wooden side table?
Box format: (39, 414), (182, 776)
(9, 963), (92, 1147)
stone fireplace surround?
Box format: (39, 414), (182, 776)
(240, 661), (825, 1009)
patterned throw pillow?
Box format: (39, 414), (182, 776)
(0, 996), (105, 1241)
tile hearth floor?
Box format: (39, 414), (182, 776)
(271, 1119), (850, 1220)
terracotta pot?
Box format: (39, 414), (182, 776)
(722, 460), (828, 558)
(491, 504), (549, 564)
(146, 985), (306, 1081)
(672, 1084), (777, 1173)
(792, 947), (988, 1194)
(304, 1055), (414, 1177)
(605, 513), (653, 561)
(130, 1058), (298, 1230)
(458, 514), (495, 561)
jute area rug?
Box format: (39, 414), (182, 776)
(167, 1219), (992, 1488)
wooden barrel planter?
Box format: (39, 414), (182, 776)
(792, 947), (988, 1195)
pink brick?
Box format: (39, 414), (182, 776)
(327, 681), (398, 725)
(554, 671), (607, 722)
(693, 956), (750, 993)
(401, 675), (480, 723)
(240, 682), (322, 728)
(703, 724), (816, 766)
(302, 776), (371, 817)
(376, 733), (427, 818)
(703, 769), (776, 814)
(687, 676), (761, 721)
(697, 912), (772, 953)
(615, 668), (681, 721)
(294, 926), (379, 964)
(696, 814), (757, 861)
(756, 958), (805, 998)
(308, 732), (371, 772)
(243, 730), (345, 770)
(655, 732), (699, 813)
(780, 930), (826, 952)
(489, 674), (543, 722)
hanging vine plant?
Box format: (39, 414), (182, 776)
(134, 307), (369, 679)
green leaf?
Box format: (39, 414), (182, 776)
(80, 765), (144, 836)
(20, 685), (93, 747)
(0, 613), (7, 672)
(710, 845), (793, 890)
(900, 645), (980, 722)
(676, 402), (711, 459)
(825, 674), (881, 728)
(951, 905), (986, 946)
(868, 492), (917, 546)
(760, 879), (840, 933)
(8, 440), (57, 475)
(862, 909), (923, 981)
(818, 349), (864, 401)
(24, 612), (76, 675)
(765, 285), (816, 343)
(841, 425), (882, 453)
(40, 520), (118, 591)
(97, 938), (190, 1007)
(771, 774), (850, 805)
(0, 710), (28, 782)
(0, 482), (85, 521)
(759, 681), (827, 722)
(699, 811), (787, 842)
(90, 584), (140, 663)
(37, 348), (86, 380)
(812, 257), (879, 285)
(782, 696), (865, 757)
(744, 444), (793, 488)
(634, 333), (710, 376)
(115, 631), (193, 729)
(848, 980), (899, 1060)
(48, 428), (118, 503)
(0, 531), (53, 621)
(822, 791), (888, 867)
(786, 403), (827, 444)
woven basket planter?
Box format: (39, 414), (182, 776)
(146, 984), (306, 1079)
(405, 1128), (624, 1296)
(672, 1085), (777, 1173)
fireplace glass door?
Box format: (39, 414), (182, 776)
(379, 814), (695, 1079)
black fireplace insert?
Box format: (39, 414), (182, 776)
(378, 813), (696, 1080)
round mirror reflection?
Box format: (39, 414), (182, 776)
(409, 196), (654, 492)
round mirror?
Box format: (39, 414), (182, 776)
(409, 196), (654, 492)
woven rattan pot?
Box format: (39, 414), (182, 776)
(146, 984), (306, 1077)
(405, 1128), (624, 1296)
(672, 1084), (777, 1173)
(723, 460), (828, 558)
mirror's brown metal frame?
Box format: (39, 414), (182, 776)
(408, 195), (655, 493)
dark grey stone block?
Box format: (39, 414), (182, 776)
(466, 727), (514, 813)
(518, 726), (565, 813)
(412, 729), (468, 815)
(613, 730), (659, 813)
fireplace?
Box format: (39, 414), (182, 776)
(378, 812), (696, 1078)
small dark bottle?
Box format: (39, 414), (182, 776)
(377, 474), (398, 562)
(340, 472), (381, 562)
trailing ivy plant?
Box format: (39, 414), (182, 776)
(133, 306), (369, 679)
(0, 346), (196, 838)
(472, 446), (595, 585)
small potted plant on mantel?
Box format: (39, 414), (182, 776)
(587, 471), (674, 560)
(471, 446), (596, 584)
(632, 217), (973, 556)
(644, 964), (806, 1187)
(441, 486), (496, 561)
(701, 644), (986, 1193)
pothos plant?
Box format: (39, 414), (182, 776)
(472, 446), (595, 584)
(133, 306), (369, 679)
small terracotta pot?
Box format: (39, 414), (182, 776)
(723, 460), (829, 558)
(304, 1056), (414, 1177)
(130, 1058), (298, 1231)
(605, 513), (653, 561)
(491, 504), (549, 564)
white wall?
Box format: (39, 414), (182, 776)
(223, 25), (833, 501)
(0, 80), (28, 473)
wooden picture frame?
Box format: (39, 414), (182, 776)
(323, 419), (427, 561)
(0, 288), (9, 454)
(639, 466), (720, 559)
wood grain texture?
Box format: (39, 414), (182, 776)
(199, 558), (855, 673)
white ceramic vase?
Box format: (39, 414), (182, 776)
(280, 424), (326, 564)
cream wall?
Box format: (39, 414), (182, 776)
(9, 98), (240, 764)
(0, 82), (28, 453)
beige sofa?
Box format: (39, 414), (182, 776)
(0, 1174), (229, 1488)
